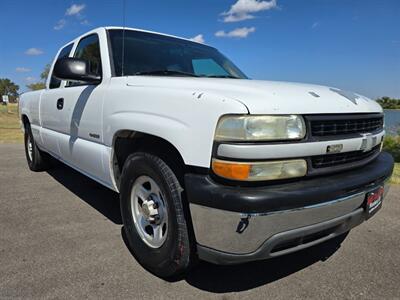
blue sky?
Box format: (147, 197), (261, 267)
(1, 0), (399, 98)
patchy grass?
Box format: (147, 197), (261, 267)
(392, 163), (400, 185)
(0, 103), (23, 143)
(383, 135), (400, 162)
(383, 136), (400, 184)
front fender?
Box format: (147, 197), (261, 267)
(103, 84), (248, 168)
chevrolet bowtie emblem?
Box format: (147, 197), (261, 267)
(360, 133), (377, 152)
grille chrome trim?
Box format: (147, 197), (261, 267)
(305, 113), (384, 138)
(311, 145), (380, 169)
(216, 130), (384, 160)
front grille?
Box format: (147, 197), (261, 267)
(311, 145), (380, 169)
(309, 115), (383, 137)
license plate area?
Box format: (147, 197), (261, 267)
(365, 186), (384, 219)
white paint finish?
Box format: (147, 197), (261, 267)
(40, 88), (67, 134)
(218, 131), (385, 160)
(39, 127), (61, 157)
(30, 124), (42, 145)
(58, 133), (108, 184)
(102, 77), (248, 167)
(54, 143), (115, 191)
(121, 77), (383, 115)
(57, 84), (106, 165)
(20, 89), (43, 127)
(18, 27), (385, 192)
(101, 145), (116, 190)
(40, 28), (111, 186)
(52, 29), (111, 173)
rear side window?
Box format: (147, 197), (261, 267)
(49, 43), (73, 89)
(67, 34), (102, 87)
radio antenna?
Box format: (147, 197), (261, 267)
(121, 0), (126, 76)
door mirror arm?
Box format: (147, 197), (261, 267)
(79, 74), (102, 84)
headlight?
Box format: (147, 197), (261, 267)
(212, 159), (307, 181)
(215, 115), (306, 141)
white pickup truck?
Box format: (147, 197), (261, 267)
(19, 27), (394, 278)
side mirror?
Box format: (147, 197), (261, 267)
(53, 58), (101, 84)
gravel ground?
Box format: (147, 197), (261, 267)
(0, 144), (399, 299)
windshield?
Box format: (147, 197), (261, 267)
(108, 29), (247, 79)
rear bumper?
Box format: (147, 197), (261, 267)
(184, 152), (394, 265)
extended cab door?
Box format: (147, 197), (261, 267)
(57, 33), (109, 183)
(39, 43), (74, 156)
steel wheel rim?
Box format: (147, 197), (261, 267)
(130, 175), (168, 248)
(27, 135), (33, 162)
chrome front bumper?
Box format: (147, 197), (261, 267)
(185, 152), (394, 264)
(191, 182), (390, 259)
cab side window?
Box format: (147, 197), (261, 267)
(49, 44), (73, 89)
(67, 34), (102, 87)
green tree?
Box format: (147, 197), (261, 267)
(40, 64), (50, 81)
(376, 97), (400, 109)
(26, 82), (46, 91)
(26, 64), (50, 91)
(0, 78), (19, 102)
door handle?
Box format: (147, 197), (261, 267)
(57, 98), (64, 110)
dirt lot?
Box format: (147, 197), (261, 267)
(0, 143), (399, 299)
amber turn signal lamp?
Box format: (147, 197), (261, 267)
(212, 160), (251, 180)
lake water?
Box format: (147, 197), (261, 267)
(384, 110), (400, 136)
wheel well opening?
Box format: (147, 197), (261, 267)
(112, 131), (198, 247)
(112, 131), (186, 188)
(21, 115), (29, 128)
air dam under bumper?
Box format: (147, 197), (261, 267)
(185, 152), (394, 265)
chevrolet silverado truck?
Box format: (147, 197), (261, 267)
(19, 27), (394, 278)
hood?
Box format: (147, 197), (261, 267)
(126, 77), (382, 115)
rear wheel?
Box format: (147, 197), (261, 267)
(120, 152), (192, 278)
(24, 123), (51, 171)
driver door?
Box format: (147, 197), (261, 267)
(57, 33), (108, 182)
(39, 43), (74, 156)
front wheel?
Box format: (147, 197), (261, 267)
(24, 123), (51, 172)
(120, 152), (192, 278)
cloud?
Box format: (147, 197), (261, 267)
(189, 34), (205, 43)
(65, 4), (86, 16)
(311, 21), (319, 29)
(54, 19), (66, 30)
(16, 67), (31, 73)
(215, 27), (256, 38)
(25, 48), (44, 56)
(25, 76), (36, 82)
(221, 0), (277, 23)
(55, 4), (88, 30)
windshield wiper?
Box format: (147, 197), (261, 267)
(205, 75), (241, 79)
(134, 70), (199, 77)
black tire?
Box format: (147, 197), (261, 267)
(24, 123), (51, 172)
(120, 152), (192, 278)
